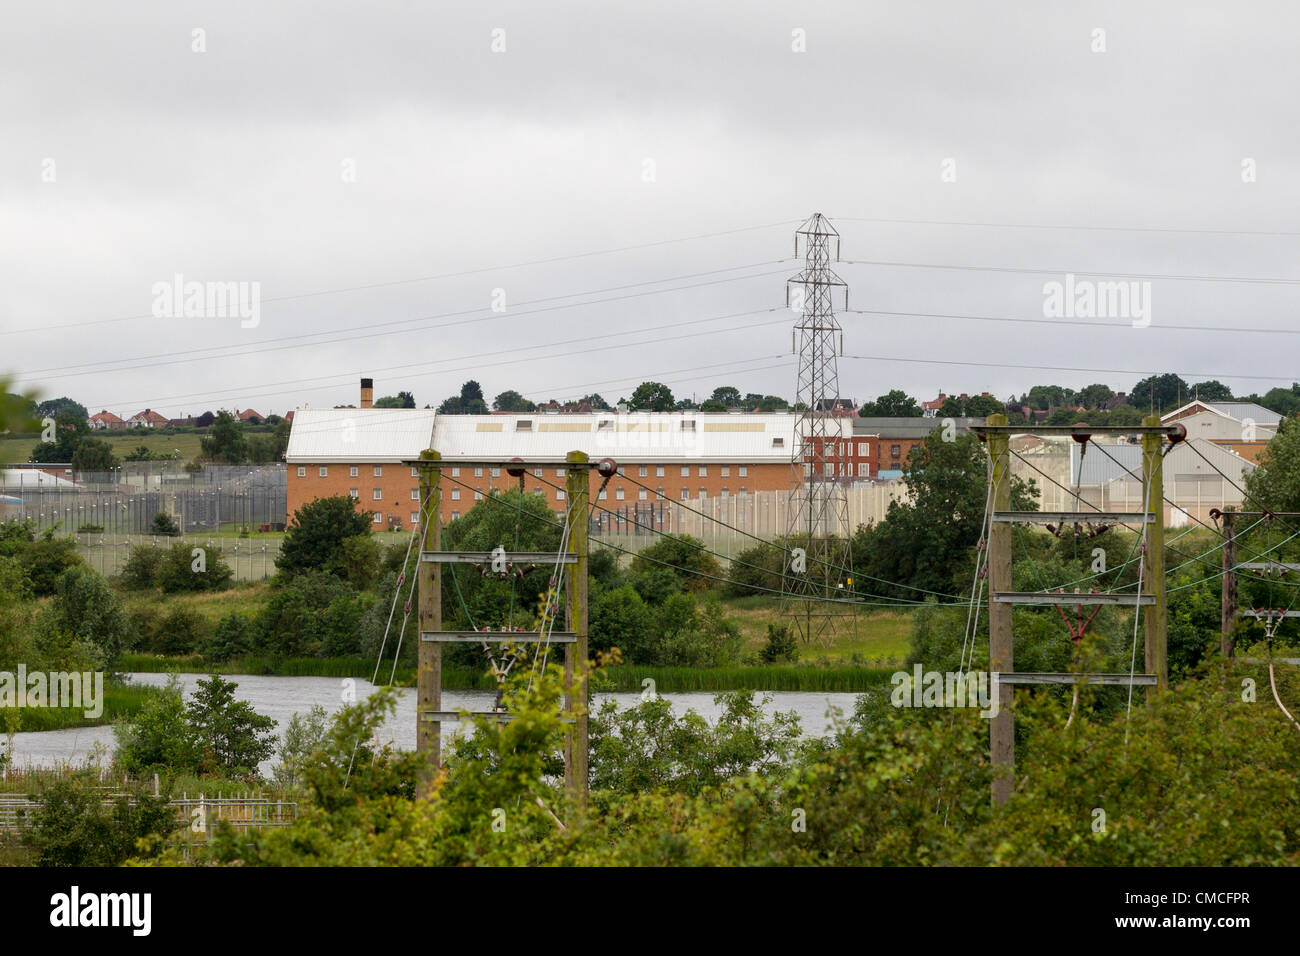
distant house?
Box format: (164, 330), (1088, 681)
(237, 408), (264, 424)
(88, 410), (126, 431)
(127, 408), (168, 429)
(167, 416), (197, 428)
(921, 394), (947, 417)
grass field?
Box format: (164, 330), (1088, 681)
(0, 430), (208, 465)
(719, 595), (913, 666)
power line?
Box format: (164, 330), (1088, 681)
(831, 216), (1300, 239)
(842, 353), (1300, 386)
(840, 259), (1300, 285)
(846, 307), (1300, 338)
(1, 219), (800, 338)
(25, 264), (791, 383)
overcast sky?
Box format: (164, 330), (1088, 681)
(3, 0), (1298, 417)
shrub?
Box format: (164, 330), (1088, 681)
(155, 542), (234, 593)
(204, 612), (255, 663)
(34, 566), (132, 667)
(726, 542), (785, 597)
(760, 623), (798, 663)
(150, 512), (180, 536)
(148, 605), (207, 656)
(630, 534), (721, 593)
(22, 773), (179, 866)
(277, 496), (373, 580)
(119, 543), (165, 591)
(629, 567), (680, 605)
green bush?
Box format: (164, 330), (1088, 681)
(253, 571), (373, 658)
(0, 522), (84, 596)
(34, 566), (133, 667)
(22, 772), (179, 866)
(760, 623), (798, 663)
(277, 495), (373, 580)
(155, 542), (234, 593)
(119, 543), (165, 591)
(204, 612), (256, 663)
(630, 534), (721, 593)
(150, 512), (180, 536)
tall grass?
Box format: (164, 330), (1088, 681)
(0, 683), (161, 732)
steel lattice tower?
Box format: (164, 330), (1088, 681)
(782, 213), (854, 646)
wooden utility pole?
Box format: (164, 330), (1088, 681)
(563, 450), (590, 810)
(1221, 507), (1237, 660)
(985, 413), (1014, 807)
(1141, 416), (1168, 689)
(416, 449), (442, 795)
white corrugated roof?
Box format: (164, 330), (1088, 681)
(286, 410), (800, 464)
(430, 413), (798, 463)
(285, 408), (436, 463)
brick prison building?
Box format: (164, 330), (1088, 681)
(284, 382), (813, 530)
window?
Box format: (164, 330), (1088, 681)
(410, 512), (419, 525)
(597, 419), (613, 431)
(772, 437), (784, 448)
(318, 466), (328, 477)
(858, 442), (868, 457)
(890, 444), (901, 458)
(410, 489), (419, 500)
(474, 490), (484, 501)
(680, 466), (690, 477)
(656, 466), (665, 477)
(372, 513), (382, 523)
(349, 488), (359, 499)
(656, 487), (665, 499)
(373, 466), (382, 477)
(616, 488), (625, 501)
(451, 511), (460, 520)
(556, 469), (564, 478)
(681, 420), (696, 431)
(348, 465), (358, 477)
(859, 463), (870, 477)
(639, 489), (648, 500)
(474, 467), (483, 478)
(451, 488), (461, 501)
(738, 465), (748, 477)
(516, 419), (533, 431)
(451, 467), (460, 477)
(297, 466), (306, 477)
(533, 468), (542, 478)
(823, 463), (834, 476)
(411, 467), (419, 477)
(721, 466), (730, 477)
(739, 487), (747, 496)
(373, 489), (382, 500)
(721, 488), (729, 499)
(698, 465), (707, 477)
(490, 467), (500, 478)
(556, 489), (566, 500)
(638, 465), (648, 477)
(598, 489), (607, 500)
(698, 488), (707, 499)
(680, 488), (690, 500)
